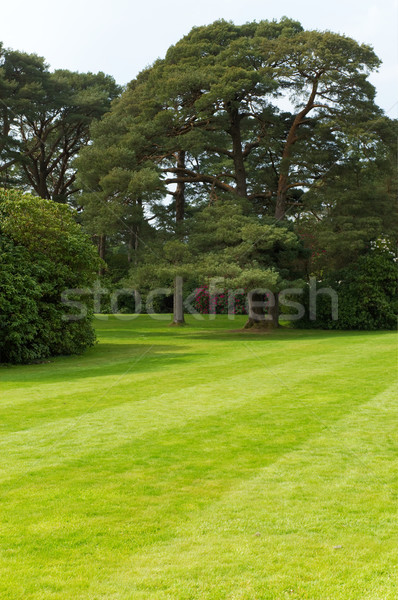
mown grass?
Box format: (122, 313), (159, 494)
(0, 315), (397, 599)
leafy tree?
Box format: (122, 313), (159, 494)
(128, 199), (306, 327)
(0, 43), (120, 200)
(88, 19), (380, 220)
(0, 43), (48, 179)
(269, 29), (381, 218)
(74, 19), (394, 332)
(189, 200), (306, 327)
(297, 117), (398, 274)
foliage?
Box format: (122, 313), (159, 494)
(77, 18), (382, 230)
(122, 200), (306, 324)
(0, 43), (120, 200)
(0, 235), (43, 363)
(297, 118), (398, 274)
(72, 19), (396, 331)
(193, 284), (248, 315)
(0, 188), (99, 363)
(2, 25), (396, 332)
(189, 200), (306, 326)
(296, 248), (397, 330)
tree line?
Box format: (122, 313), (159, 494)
(1, 18), (397, 332)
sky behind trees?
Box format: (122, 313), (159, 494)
(1, 0), (396, 114)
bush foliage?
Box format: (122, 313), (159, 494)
(0, 189), (99, 363)
(297, 249), (397, 330)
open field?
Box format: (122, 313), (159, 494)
(0, 316), (397, 599)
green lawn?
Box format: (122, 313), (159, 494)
(0, 316), (397, 600)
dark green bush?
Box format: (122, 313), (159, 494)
(296, 250), (397, 330)
(0, 189), (99, 363)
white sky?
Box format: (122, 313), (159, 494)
(1, 0), (397, 115)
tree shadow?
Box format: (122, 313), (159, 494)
(126, 326), (395, 344)
(0, 343), (198, 385)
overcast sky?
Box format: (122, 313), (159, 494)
(1, 0), (397, 115)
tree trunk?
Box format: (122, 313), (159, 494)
(98, 234), (106, 276)
(275, 79), (320, 220)
(171, 152), (186, 325)
(127, 230), (134, 264)
(172, 275), (185, 325)
(175, 151), (185, 224)
(134, 225), (139, 266)
(127, 226), (140, 265)
(38, 135), (50, 199)
(270, 293), (279, 328)
(244, 292), (279, 329)
(229, 107), (247, 198)
(275, 175), (288, 221)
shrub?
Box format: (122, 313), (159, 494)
(194, 285), (248, 315)
(296, 249), (397, 330)
(0, 188), (99, 363)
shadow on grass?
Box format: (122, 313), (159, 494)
(114, 326), (394, 344)
(0, 343), (198, 384)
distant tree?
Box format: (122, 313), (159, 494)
(189, 200), (306, 327)
(297, 116), (398, 274)
(0, 43), (48, 179)
(87, 19), (380, 219)
(75, 18), (392, 336)
(0, 43), (120, 200)
(125, 200), (305, 327)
